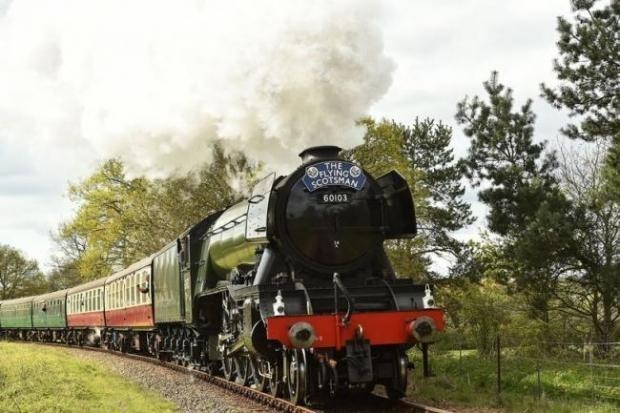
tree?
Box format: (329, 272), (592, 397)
(542, 0), (619, 141)
(54, 143), (259, 280)
(349, 117), (472, 279)
(458, 72), (620, 342)
(46, 257), (83, 291)
(541, 0), (620, 197)
(404, 118), (475, 262)
(456, 71), (572, 321)
(0, 244), (47, 299)
(554, 142), (620, 343)
(457, 71), (562, 236)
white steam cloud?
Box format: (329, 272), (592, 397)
(0, 0), (394, 175)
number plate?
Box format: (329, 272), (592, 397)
(318, 192), (351, 204)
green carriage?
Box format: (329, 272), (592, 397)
(33, 290), (68, 329)
(0, 296), (33, 329)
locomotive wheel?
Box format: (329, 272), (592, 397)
(269, 358), (284, 397)
(287, 349), (308, 405)
(386, 350), (408, 400)
(222, 353), (249, 385)
(222, 353), (235, 381)
(251, 357), (269, 393)
(235, 355), (250, 386)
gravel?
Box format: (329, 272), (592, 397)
(66, 349), (274, 413)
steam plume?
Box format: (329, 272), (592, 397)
(0, 0), (394, 175)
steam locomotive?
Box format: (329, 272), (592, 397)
(0, 146), (444, 405)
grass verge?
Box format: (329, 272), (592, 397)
(406, 348), (620, 413)
(0, 342), (177, 413)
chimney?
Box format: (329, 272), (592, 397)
(298, 146), (342, 164)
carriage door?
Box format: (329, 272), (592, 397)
(178, 235), (193, 323)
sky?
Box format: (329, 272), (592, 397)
(0, 0), (573, 271)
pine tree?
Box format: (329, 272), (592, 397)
(456, 71), (571, 321)
(458, 72), (620, 339)
(457, 71), (561, 236)
(350, 117), (472, 279)
(541, 0), (619, 141)
(542, 0), (620, 199)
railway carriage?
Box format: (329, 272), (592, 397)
(102, 256), (155, 352)
(67, 277), (106, 345)
(0, 296), (33, 339)
(32, 290), (67, 342)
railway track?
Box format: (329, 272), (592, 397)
(22, 341), (452, 413)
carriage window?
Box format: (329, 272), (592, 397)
(131, 272), (140, 304)
(128, 277), (132, 306)
(124, 279), (128, 307)
(128, 275), (133, 306)
(137, 272), (142, 304)
(136, 272), (142, 304)
(131, 274), (136, 305)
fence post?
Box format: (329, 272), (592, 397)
(589, 342), (595, 401)
(422, 342), (431, 377)
(459, 339), (463, 375)
(537, 360), (542, 400)
(496, 334), (501, 397)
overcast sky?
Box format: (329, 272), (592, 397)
(0, 0), (573, 271)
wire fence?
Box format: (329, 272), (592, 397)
(414, 336), (620, 407)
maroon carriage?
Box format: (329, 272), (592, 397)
(66, 278), (106, 345)
(103, 257), (154, 329)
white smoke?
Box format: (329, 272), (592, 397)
(0, 0), (394, 175)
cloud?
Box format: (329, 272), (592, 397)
(0, 0), (393, 176)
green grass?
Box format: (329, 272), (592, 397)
(406, 348), (620, 413)
(0, 342), (177, 413)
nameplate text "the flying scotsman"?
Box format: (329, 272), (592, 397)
(302, 161), (367, 192)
